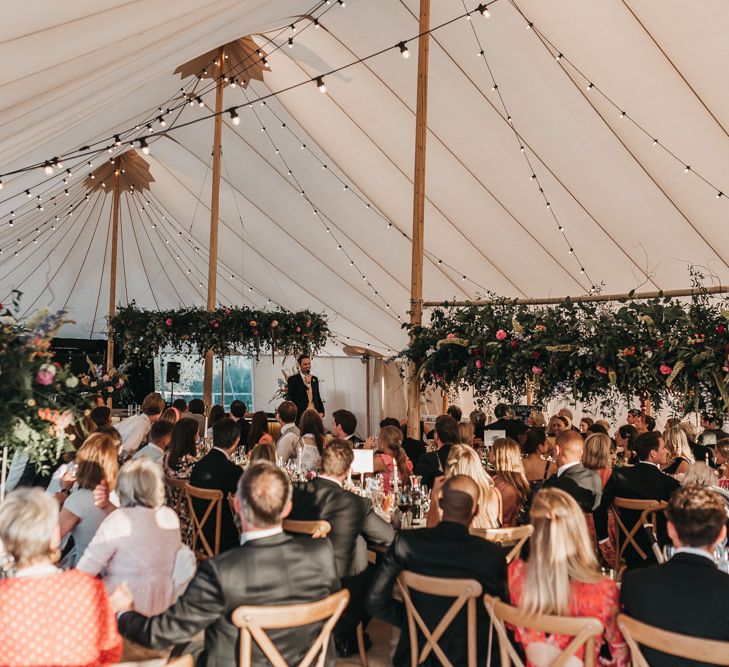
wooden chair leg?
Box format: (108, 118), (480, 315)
(356, 622), (368, 667)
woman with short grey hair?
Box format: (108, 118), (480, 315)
(78, 458), (190, 615)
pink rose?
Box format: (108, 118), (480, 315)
(107, 386), (114, 393)
(249, 320), (257, 327)
(165, 318), (173, 326)
(36, 369), (54, 385)
(295, 326), (301, 333)
(660, 364), (672, 376)
(717, 325), (726, 335)
(271, 320), (279, 328)
(532, 366), (542, 375)
(495, 329), (507, 341)
(475, 359), (483, 369)
(446, 333), (456, 339)
(213, 323), (219, 328)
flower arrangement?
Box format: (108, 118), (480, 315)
(111, 303), (330, 364)
(0, 295), (89, 472)
(77, 358), (129, 403)
(401, 272), (729, 419)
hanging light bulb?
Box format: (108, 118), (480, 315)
(196, 96), (204, 106)
(0, 180), (3, 190)
(26, 190), (31, 198)
(316, 76), (327, 93)
(477, 3), (490, 17)
(44, 162), (53, 175)
(229, 108), (240, 125)
(114, 134), (121, 146)
(288, 37), (294, 48)
(158, 116), (166, 127)
(140, 138), (150, 155)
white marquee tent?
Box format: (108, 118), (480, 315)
(2, 0), (729, 363)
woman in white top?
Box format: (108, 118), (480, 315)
(59, 432), (119, 566)
(298, 408), (327, 472)
(78, 458), (188, 616)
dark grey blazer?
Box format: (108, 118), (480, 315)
(543, 462), (602, 511)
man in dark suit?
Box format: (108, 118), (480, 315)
(413, 415), (458, 489)
(290, 439), (394, 656)
(331, 409), (363, 447)
(117, 462), (340, 666)
(229, 399), (250, 446)
(366, 475), (507, 666)
(189, 418), (244, 553)
(484, 403), (525, 441)
(286, 354), (324, 420)
(594, 431), (680, 570)
(543, 430), (602, 511)
(621, 486), (729, 667)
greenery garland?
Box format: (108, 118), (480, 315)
(402, 275), (729, 418)
(111, 303), (330, 364)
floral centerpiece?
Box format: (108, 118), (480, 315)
(77, 358), (129, 404)
(0, 295), (89, 473)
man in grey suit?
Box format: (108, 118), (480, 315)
(543, 429), (602, 511)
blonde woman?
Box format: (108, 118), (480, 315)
(663, 426), (694, 476)
(78, 458), (188, 616)
(716, 438), (729, 483)
(457, 421), (475, 447)
(426, 445), (502, 530)
(582, 433), (613, 488)
(527, 411), (547, 429)
(508, 488), (629, 667)
(491, 437), (531, 526)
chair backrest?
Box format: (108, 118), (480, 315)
(612, 497), (666, 578)
(397, 571), (483, 667)
(481, 525), (534, 563)
(231, 588), (350, 667)
(165, 475), (189, 516)
(618, 614), (729, 666)
(484, 594), (604, 667)
(186, 484), (224, 560)
(282, 519), (332, 539)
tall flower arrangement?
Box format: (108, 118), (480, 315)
(0, 296), (88, 471)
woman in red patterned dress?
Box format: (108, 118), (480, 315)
(0, 488), (122, 667)
(508, 488), (628, 666)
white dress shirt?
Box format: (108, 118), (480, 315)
(133, 443), (165, 465)
(240, 526), (284, 546)
(557, 460), (581, 477)
(276, 423), (299, 461)
(116, 413), (152, 454)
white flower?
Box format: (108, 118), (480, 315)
(40, 363), (57, 377)
(65, 376), (79, 388)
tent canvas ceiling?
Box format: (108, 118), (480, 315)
(2, 0), (729, 355)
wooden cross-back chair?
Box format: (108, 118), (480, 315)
(618, 614), (729, 666)
(164, 475), (189, 516)
(231, 588), (350, 667)
(282, 519), (332, 539)
(611, 498), (666, 579)
(186, 484), (223, 560)
(397, 571), (483, 667)
(484, 594), (604, 667)
(480, 525), (534, 563)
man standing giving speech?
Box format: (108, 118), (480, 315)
(287, 354), (324, 420)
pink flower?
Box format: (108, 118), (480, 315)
(495, 329), (507, 341)
(532, 366), (542, 375)
(660, 364), (673, 376)
(446, 333), (456, 339)
(295, 326), (301, 333)
(107, 386), (114, 393)
(596, 365), (608, 374)
(165, 318), (173, 326)
(271, 320), (279, 328)
(717, 325), (726, 335)
(36, 369), (54, 385)
(213, 322), (219, 328)
(475, 359), (483, 369)
(249, 320), (257, 327)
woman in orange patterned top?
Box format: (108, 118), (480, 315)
(508, 488), (629, 667)
(0, 487), (122, 667)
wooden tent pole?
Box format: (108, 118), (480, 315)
(203, 46), (225, 409)
(406, 0), (431, 439)
(365, 356), (371, 437)
(106, 169), (121, 407)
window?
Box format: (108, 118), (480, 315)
(155, 354), (254, 411)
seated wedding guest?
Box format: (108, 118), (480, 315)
(205, 403), (226, 438)
(544, 430), (602, 512)
(116, 391), (166, 456)
(59, 432), (119, 566)
(89, 405), (112, 430)
(547, 414), (569, 436)
(486, 403), (525, 440)
(680, 462), (729, 508)
(250, 441), (277, 464)
(332, 409), (362, 447)
(189, 418), (244, 553)
(508, 488), (628, 667)
(367, 475), (507, 665)
(687, 419), (716, 467)
(587, 422), (609, 436)
(595, 418), (611, 433)
(389, 417), (426, 469)
(470, 409), (487, 441)
(229, 399), (250, 444)
(117, 462), (340, 665)
(414, 414), (458, 489)
(181, 398), (206, 437)
(447, 404), (462, 422)
(299, 408), (327, 472)
(522, 428), (557, 494)
(275, 400), (299, 462)
(491, 437), (531, 526)
(715, 438), (729, 481)
(374, 425), (413, 492)
(159, 406), (180, 424)
(78, 458), (188, 616)
(594, 431), (680, 569)
(246, 410), (273, 452)
(663, 426), (695, 476)
(133, 420), (174, 465)
(582, 432), (613, 487)
(291, 440), (393, 657)
(427, 444), (502, 530)
(615, 423), (639, 464)
(457, 421), (474, 447)
(621, 486), (729, 666)
(0, 488), (123, 667)
(172, 398), (187, 413)
(579, 416), (594, 433)
(527, 410), (547, 429)
(164, 418), (199, 479)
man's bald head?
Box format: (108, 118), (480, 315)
(440, 475), (479, 526)
(555, 430), (585, 466)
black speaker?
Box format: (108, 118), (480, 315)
(166, 361), (181, 384)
